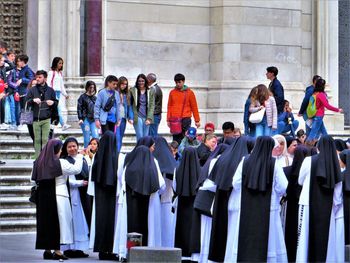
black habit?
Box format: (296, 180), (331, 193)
(32, 139), (63, 250)
(91, 131), (118, 253)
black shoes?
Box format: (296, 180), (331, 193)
(98, 252), (119, 261)
(0, 160), (6, 165)
(52, 252), (69, 260)
(43, 251), (53, 260)
(64, 250), (89, 258)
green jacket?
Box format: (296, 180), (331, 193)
(130, 86), (155, 124)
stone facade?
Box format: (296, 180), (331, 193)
(24, 0), (346, 132)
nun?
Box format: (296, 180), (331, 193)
(208, 136), (254, 262)
(272, 134), (290, 167)
(339, 149), (350, 245)
(32, 140), (62, 260)
(153, 136), (178, 247)
(296, 135), (344, 262)
(224, 136), (288, 262)
(189, 143), (229, 263)
(114, 140), (165, 259)
(60, 137), (90, 258)
(282, 145), (315, 262)
(172, 147), (201, 261)
(91, 131), (119, 260)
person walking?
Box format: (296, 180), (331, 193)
(116, 76), (133, 152)
(147, 73), (162, 137)
(77, 80), (98, 148)
(130, 74), (155, 140)
(47, 57), (70, 130)
(94, 75), (121, 135)
(167, 73), (200, 144)
(26, 70), (58, 158)
(305, 78), (343, 145)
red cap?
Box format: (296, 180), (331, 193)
(205, 122), (215, 131)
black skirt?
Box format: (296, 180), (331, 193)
(35, 179), (60, 250)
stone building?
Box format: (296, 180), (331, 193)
(2, 0), (349, 131)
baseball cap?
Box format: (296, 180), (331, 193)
(187, 127), (197, 139)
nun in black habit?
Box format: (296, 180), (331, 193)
(224, 136), (288, 262)
(189, 143), (229, 262)
(91, 131), (119, 260)
(172, 147), (201, 261)
(339, 149), (350, 245)
(32, 139), (63, 259)
(296, 135), (344, 262)
(113, 142), (165, 259)
(153, 136), (178, 247)
(207, 136), (254, 262)
(282, 145), (315, 262)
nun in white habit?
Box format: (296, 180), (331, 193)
(224, 136), (288, 263)
(113, 141), (165, 259)
(296, 135), (344, 262)
(152, 136), (178, 248)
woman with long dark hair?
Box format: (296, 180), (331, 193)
(77, 80), (98, 148)
(47, 57), (70, 130)
(130, 74), (155, 140)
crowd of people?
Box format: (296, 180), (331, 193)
(1, 42), (349, 262)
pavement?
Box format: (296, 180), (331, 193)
(0, 233), (106, 262)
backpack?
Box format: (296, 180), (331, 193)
(306, 92), (318, 118)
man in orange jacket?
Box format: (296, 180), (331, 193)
(167, 73), (200, 143)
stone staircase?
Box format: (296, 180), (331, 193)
(0, 128), (349, 233)
(0, 128), (172, 232)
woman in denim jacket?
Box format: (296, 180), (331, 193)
(116, 76), (134, 152)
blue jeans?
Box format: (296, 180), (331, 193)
(307, 116), (327, 142)
(116, 118), (127, 152)
(5, 95), (16, 125)
(55, 91), (64, 126)
(80, 118), (98, 148)
(278, 120), (299, 137)
(255, 117), (271, 137)
(133, 116), (150, 141)
(149, 114), (161, 137)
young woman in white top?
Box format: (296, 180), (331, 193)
(47, 57), (70, 130)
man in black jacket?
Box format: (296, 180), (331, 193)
(147, 73), (162, 137)
(26, 70), (58, 158)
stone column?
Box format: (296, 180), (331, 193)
(315, 0), (343, 130)
(339, 0), (350, 126)
(86, 0), (102, 76)
(36, 0), (51, 70)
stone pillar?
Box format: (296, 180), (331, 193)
(36, 0), (51, 70)
(86, 0), (102, 76)
(339, 0), (350, 126)
(315, 0), (344, 130)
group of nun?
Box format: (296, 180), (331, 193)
(32, 130), (350, 262)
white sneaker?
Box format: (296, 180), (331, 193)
(17, 125), (27, 131)
(62, 124), (71, 131)
(0, 123), (9, 130)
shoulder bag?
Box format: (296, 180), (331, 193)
(169, 91), (187, 134)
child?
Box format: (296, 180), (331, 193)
(277, 100), (299, 137)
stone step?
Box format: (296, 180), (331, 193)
(0, 175), (32, 186)
(0, 164), (33, 176)
(0, 196), (34, 209)
(0, 219), (36, 232)
(0, 208), (36, 219)
(0, 185), (33, 197)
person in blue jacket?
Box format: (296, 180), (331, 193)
(297, 75), (321, 135)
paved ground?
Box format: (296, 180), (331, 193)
(0, 233), (104, 262)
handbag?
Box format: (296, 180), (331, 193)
(193, 190), (215, 217)
(169, 91), (187, 135)
(249, 107), (266, 124)
(29, 185), (38, 204)
(20, 102), (33, 125)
